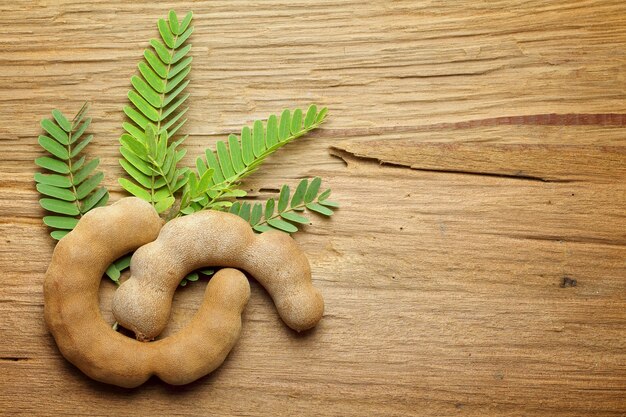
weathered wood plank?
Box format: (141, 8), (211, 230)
(0, 1), (624, 416)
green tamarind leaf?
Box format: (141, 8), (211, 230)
(171, 44), (191, 64)
(154, 196), (175, 213)
(278, 109), (291, 141)
(144, 50), (167, 78)
(316, 107), (328, 123)
(34, 172), (72, 188)
(304, 104), (317, 128)
(105, 264), (121, 281)
(71, 118), (91, 144)
(138, 62), (165, 93)
(41, 119), (69, 145)
(241, 126), (254, 165)
(81, 188), (109, 213)
(120, 147), (152, 175)
(50, 230), (70, 240)
(164, 80), (189, 106)
(118, 178), (151, 201)
(128, 91), (159, 122)
(250, 203), (262, 225)
(319, 200), (339, 208)
(264, 198), (275, 220)
(290, 108), (302, 134)
(267, 218), (298, 233)
(174, 25), (193, 48)
(75, 171), (104, 199)
(124, 106), (151, 131)
(281, 211), (310, 224)
(278, 184), (290, 212)
(266, 114), (278, 147)
(40, 198), (80, 216)
(239, 202), (251, 222)
(69, 134), (93, 158)
(120, 159), (152, 188)
(51, 109), (72, 132)
(306, 202), (333, 216)
(72, 158), (100, 185)
(71, 155), (86, 172)
(253, 224), (272, 233)
(150, 38), (171, 64)
(38, 135), (68, 159)
(43, 216), (79, 230)
(115, 254), (132, 271)
(291, 179), (308, 207)
(179, 12), (193, 35)
(253, 120), (265, 157)
(36, 183), (76, 201)
(229, 201), (241, 214)
(216, 140), (235, 179)
(168, 56), (192, 80)
(197, 168), (215, 193)
(168, 10), (179, 34)
(228, 134), (245, 173)
(305, 177), (322, 203)
(131, 75), (162, 108)
(35, 157), (69, 174)
(318, 188), (331, 201)
(120, 134), (148, 159)
(158, 18), (175, 48)
(165, 66), (191, 93)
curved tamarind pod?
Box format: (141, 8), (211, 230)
(44, 198), (250, 388)
(112, 210), (324, 341)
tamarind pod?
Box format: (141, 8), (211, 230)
(113, 210), (323, 341)
(44, 198), (250, 388)
(150, 268), (250, 385)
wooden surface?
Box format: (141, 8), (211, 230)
(1, 1), (625, 416)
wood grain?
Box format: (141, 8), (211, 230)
(1, 1), (625, 416)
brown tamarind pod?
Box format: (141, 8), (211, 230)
(112, 209), (324, 341)
(44, 198), (250, 388)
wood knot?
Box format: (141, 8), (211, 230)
(560, 276), (577, 288)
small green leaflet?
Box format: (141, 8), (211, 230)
(180, 268), (214, 287)
(105, 254), (133, 283)
(43, 216), (79, 229)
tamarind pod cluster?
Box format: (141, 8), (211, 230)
(113, 210), (324, 341)
(44, 198), (250, 388)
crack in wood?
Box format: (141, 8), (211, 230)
(0, 357), (29, 362)
(258, 187), (280, 193)
(488, 233), (626, 248)
(329, 147), (570, 183)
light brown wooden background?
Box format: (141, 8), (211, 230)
(1, 1), (625, 416)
